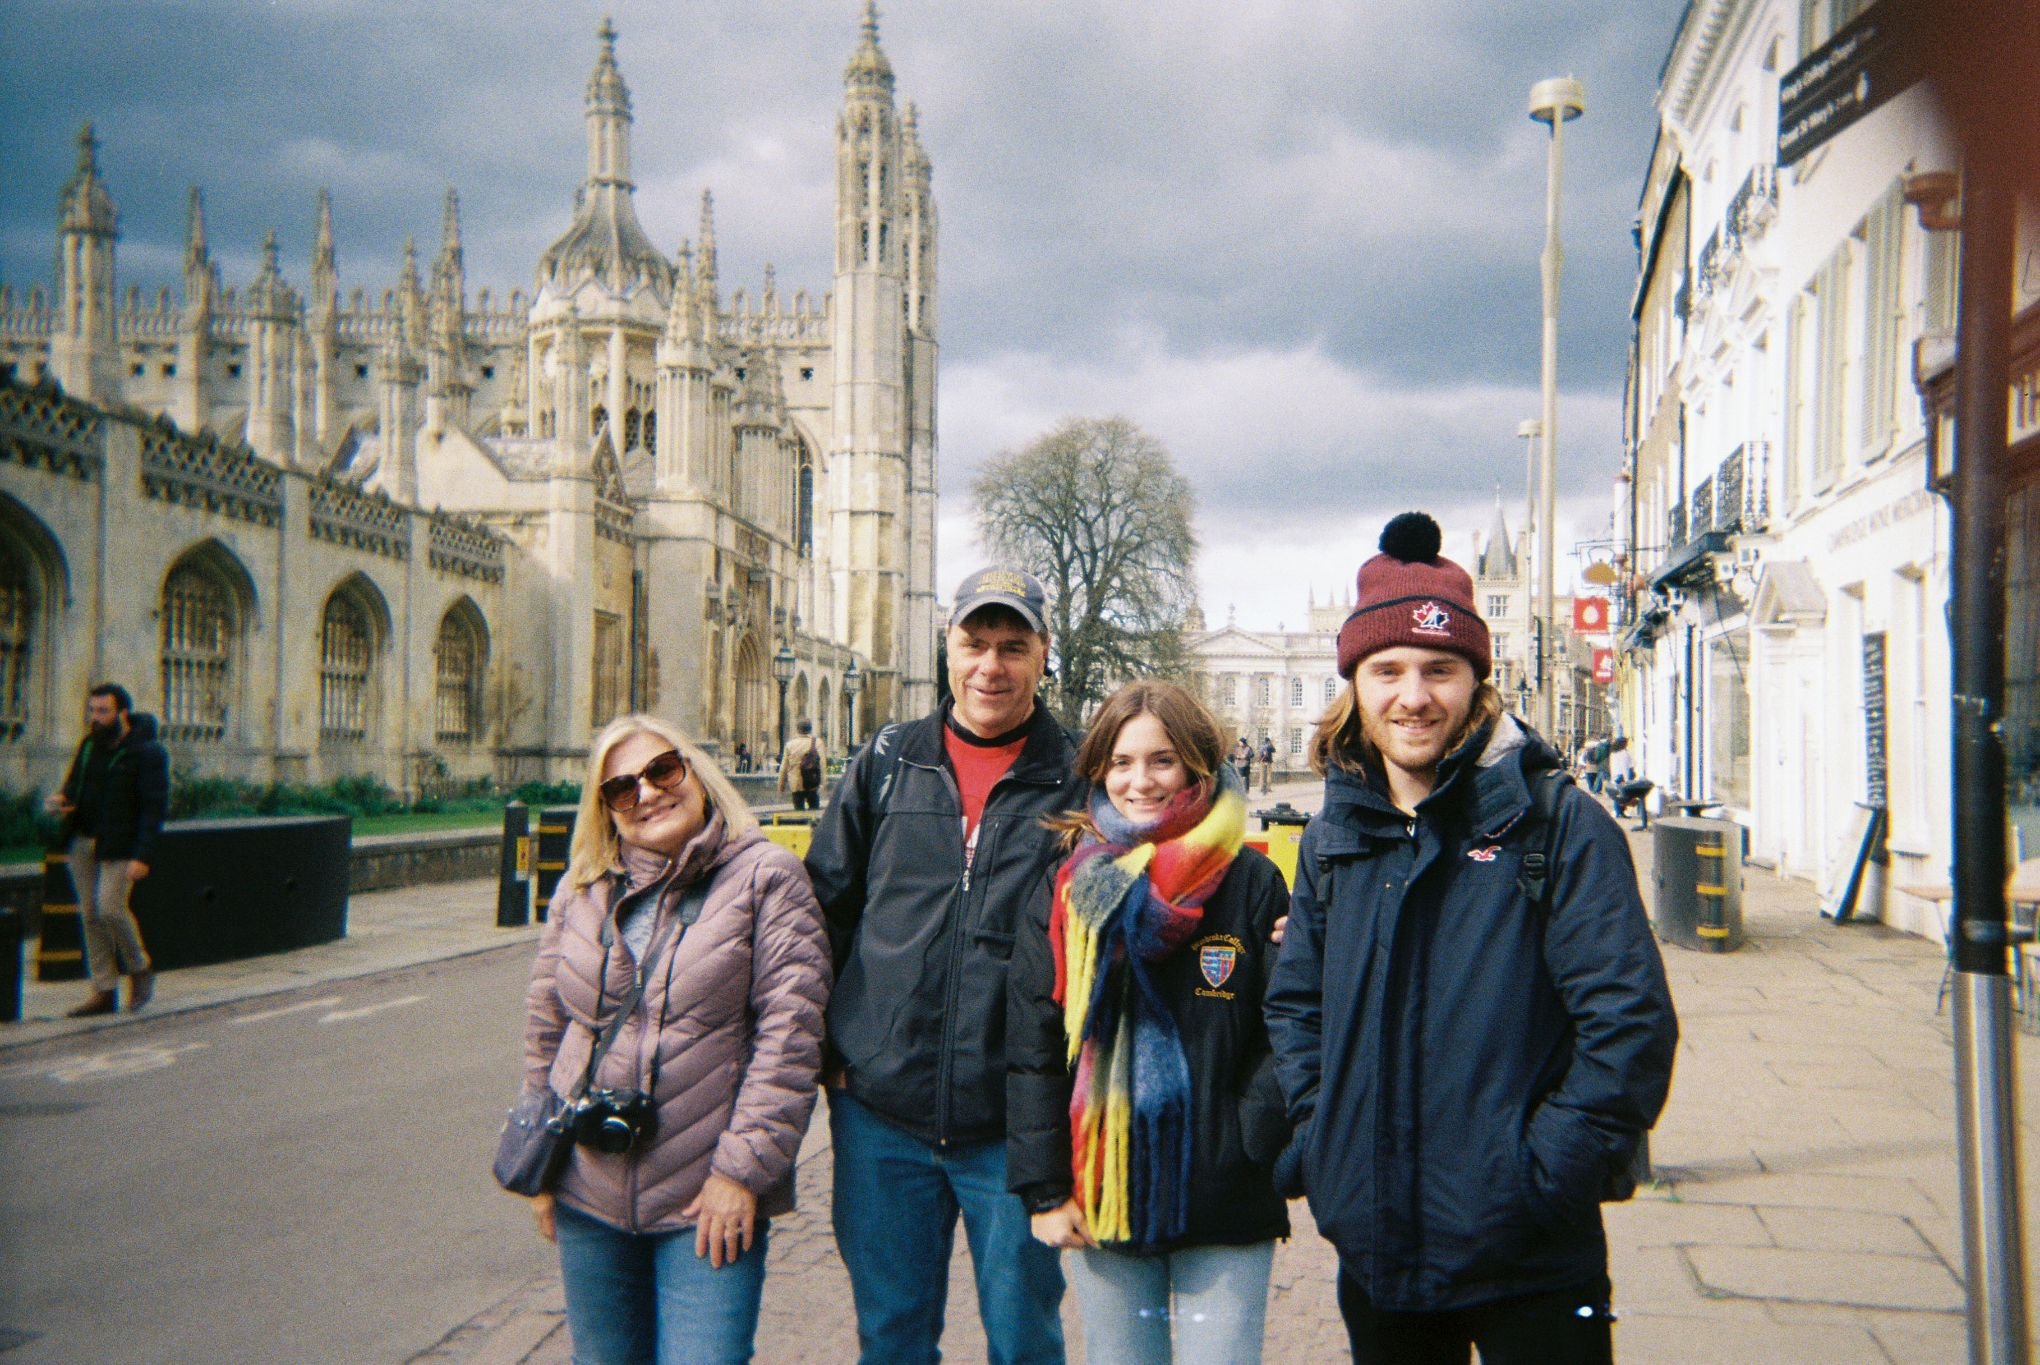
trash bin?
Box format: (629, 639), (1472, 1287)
(1652, 817), (1744, 952)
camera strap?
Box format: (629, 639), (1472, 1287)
(571, 868), (717, 1108)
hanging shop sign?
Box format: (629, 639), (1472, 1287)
(1777, 0), (1927, 166)
(1572, 596), (1611, 635)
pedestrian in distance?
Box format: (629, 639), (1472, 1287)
(518, 713), (830, 1365)
(805, 566), (1086, 1365)
(1264, 512), (1678, 1365)
(1009, 679), (1292, 1364)
(1231, 738), (1253, 788)
(46, 682), (165, 1017)
(778, 718), (826, 812)
(734, 741), (753, 775)
(1257, 735), (1276, 795)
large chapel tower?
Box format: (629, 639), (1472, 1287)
(831, 1), (938, 722)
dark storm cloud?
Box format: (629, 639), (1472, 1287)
(0, 0), (1686, 621)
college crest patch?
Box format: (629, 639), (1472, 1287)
(1199, 942), (1238, 989)
(1412, 601), (1452, 635)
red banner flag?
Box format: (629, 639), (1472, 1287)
(1592, 648), (1615, 685)
(1572, 596), (1611, 635)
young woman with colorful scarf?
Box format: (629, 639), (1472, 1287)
(1007, 679), (1292, 1364)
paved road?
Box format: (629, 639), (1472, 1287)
(0, 946), (551, 1364)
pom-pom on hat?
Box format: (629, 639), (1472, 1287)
(1335, 511), (1493, 679)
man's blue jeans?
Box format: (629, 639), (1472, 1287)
(829, 1089), (1066, 1365)
(554, 1201), (770, 1365)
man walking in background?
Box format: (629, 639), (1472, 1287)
(46, 683), (167, 1017)
(779, 718), (825, 812)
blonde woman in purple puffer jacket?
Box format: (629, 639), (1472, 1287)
(519, 713), (831, 1365)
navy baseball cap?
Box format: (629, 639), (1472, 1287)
(949, 567), (1048, 634)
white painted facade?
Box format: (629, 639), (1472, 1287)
(1627, 0), (1960, 936)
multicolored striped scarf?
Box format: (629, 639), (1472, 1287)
(1049, 762), (1246, 1247)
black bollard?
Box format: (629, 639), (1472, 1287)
(36, 849), (85, 982)
(0, 905), (21, 1022)
(533, 807), (577, 924)
(497, 801), (530, 928)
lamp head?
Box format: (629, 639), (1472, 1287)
(1528, 76), (1586, 125)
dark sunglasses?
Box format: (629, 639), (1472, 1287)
(599, 749), (690, 812)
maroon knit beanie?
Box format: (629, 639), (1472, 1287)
(1335, 512), (1493, 679)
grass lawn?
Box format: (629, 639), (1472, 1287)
(1, 809), (506, 868)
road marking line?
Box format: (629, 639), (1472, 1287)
(50, 1042), (211, 1084)
(230, 996), (345, 1024)
(320, 994), (425, 1023)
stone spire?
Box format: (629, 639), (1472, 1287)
(1478, 495), (1517, 580)
(844, 0), (894, 94)
(434, 189), (466, 312)
(52, 123), (121, 402)
(59, 123), (117, 238)
(246, 230), (291, 317)
(696, 190), (719, 303)
(537, 20), (674, 296)
(310, 189), (337, 312)
(184, 186), (210, 278)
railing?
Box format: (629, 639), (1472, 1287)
(1728, 164), (1778, 244)
(427, 514), (505, 583)
(140, 425), (282, 526)
(1666, 442), (1772, 552)
(1690, 476), (1716, 538)
(0, 377), (104, 481)
(308, 479), (409, 559)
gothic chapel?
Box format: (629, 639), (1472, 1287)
(0, 6), (938, 792)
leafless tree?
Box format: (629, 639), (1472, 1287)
(972, 416), (1198, 724)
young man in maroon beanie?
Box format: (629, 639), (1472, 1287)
(1265, 512), (1678, 1364)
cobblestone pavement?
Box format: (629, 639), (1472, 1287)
(431, 799), (2040, 1363)
(17, 783), (2030, 1360)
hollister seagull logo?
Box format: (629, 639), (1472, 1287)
(1412, 601), (1452, 635)
(1467, 845), (1500, 862)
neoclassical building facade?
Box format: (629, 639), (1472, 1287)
(0, 7), (938, 792)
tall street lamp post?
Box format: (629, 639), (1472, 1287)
(1517, 417), (1542, 700)
(843, 658), (861, 750)
(773, 645), (796, 756)
(1529, 75), (1584, 739)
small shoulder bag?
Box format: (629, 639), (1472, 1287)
(492, 873), (712, 1196)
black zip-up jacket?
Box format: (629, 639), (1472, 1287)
(59, 712), (170, 863)
(805, 701), (1086, 1146)
(1264, 716), (1677, 1312)
(1007, 844), (1293, 1251)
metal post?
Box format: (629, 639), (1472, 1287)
(1529, 78), (1583, 739)
(1948, 143), (2030, 1365)
(496, 800), (530, 928)
(776, 680), (790, 755)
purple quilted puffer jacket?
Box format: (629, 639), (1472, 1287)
(522, 822), (830, 1233)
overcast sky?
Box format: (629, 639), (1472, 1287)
(0, 0), (1689, 631)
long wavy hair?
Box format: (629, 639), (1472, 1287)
(1047, 679), (1228, 846)
(565, 714), (759, 891)
(1307, 675), (1505, 779)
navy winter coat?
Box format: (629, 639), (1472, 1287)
(1263, 716), (1677, 1311)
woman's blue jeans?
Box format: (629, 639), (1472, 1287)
(1067, 1240), (1276, 1364)
(554, 1201), (770, 1365)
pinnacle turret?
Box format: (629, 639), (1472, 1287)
(537, 20), (672, 295)
(59, 123), (117, 237)
(845, 0), (894, 92)
(311, 189), (337, 303)
(185, 187), (211, 275)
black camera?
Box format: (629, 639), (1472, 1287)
(568, 1087), (658, 1154)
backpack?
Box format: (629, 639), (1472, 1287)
(1311, 764), (1641, 1203)
(798, 740), (822, 791)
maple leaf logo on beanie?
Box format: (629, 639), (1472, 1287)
(1335, 511), (1493, 679)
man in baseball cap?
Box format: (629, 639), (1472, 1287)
(806, 564), (1081, 1362)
